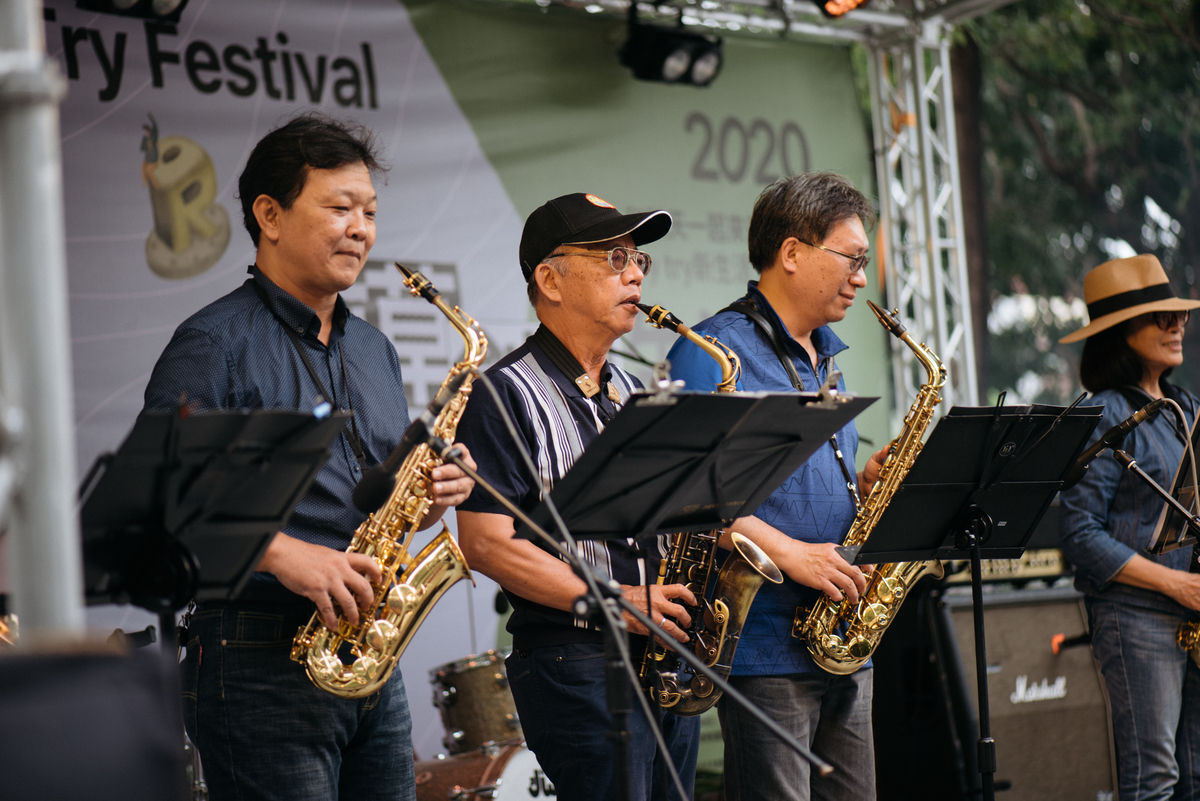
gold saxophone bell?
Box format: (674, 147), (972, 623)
(290, 264), (487, 699)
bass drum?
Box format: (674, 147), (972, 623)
(414, 741), (555, 801)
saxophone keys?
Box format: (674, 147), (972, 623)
(1180, 622), (1200, 650)
(309, 651), (342, 679)
(387, 584), (418, 614)
(351, 655), (382, 684)
(690, 674), (715, 699)
(846, 636), (873, 660)
(859, 603), (890, 630)
(875, 578), (900, 605)
(367, 619), (400, 651)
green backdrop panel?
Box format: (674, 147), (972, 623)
(406, 0), (891, 458)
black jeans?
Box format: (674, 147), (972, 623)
(506, 641), (700, 801)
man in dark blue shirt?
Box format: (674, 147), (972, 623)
(456, 193), (701, 800)
(666, 173), (884, 801)
(144, 115), (474, 801)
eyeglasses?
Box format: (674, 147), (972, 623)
(800, 240), (869, 274)
(1152, 310), (1190, 330)
(549, 247), (652, 277)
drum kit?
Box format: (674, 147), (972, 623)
(416, 649), (554, 800)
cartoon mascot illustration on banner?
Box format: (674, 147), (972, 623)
(140, 113), (230, 279)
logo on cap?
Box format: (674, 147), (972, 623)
(585, 194), (615, 209)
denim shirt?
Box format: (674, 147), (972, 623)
(665, 281), (860, 676)
(1059, 386), (1197, 612)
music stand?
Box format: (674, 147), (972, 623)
(513, 388), (875, 800)
(80, 407), (349, 649)
(516, 389), (874, 541)
(849, 402), (1102, 801)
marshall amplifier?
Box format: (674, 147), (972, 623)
(935, 587), (1117, 801)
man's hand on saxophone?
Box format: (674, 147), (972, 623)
(622, 583), (697, 644)
(257, 533), (383, 629)
(724, 516), (867, 605)
(423, 442), (477, 527)
(856, 446), (888, 499)
(258, 443), (477, 631)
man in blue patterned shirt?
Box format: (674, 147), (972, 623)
(143, 115), (475, 801)
(666, 173), (885, 801)
(456, 193), (701, 800)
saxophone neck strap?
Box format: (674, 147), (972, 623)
(720, 299), (859, 504)
(251, 278), (368, 471)
(720, 299), (804, 390)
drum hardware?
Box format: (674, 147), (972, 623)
(184, 734), (208, 801)
(413, 740), (553, 801)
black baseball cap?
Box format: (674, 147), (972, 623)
(519, 193), (672, 281)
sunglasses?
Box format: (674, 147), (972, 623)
(1152, 310), (1190, 330)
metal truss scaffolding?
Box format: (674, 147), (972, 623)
(484, 0), (1015, 424)
(868, 24), (979, 426)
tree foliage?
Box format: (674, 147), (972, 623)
(966, 0), (1200, 401)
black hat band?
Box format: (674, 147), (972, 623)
(1087, 283), (1175, 320)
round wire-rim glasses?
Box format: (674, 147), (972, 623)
(549, 246), (652, 277)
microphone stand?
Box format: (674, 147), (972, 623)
(1112, 445), (1200, 550)
(425, 433), (834, 799)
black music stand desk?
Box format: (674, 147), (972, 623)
(80, 408), (349, 644)
(516, 389), (875, 542)
(851, 402), (1102, 801)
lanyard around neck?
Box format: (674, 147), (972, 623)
(722, 296), (860, 506)
(251, 279), (368, 471)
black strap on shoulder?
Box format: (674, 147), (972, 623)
(720, 299), (804, 390)
(720, 298), (860, 504)
(250, 278), (368, 470)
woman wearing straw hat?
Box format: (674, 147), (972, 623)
(1060, 254), (1200, 799)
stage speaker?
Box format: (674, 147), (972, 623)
(936, 587), (1117, 801)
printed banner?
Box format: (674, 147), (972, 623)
(48, 0), (876, 760)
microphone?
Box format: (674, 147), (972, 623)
(1061, 397), (1168, 490)
(351, 370), (471, 514)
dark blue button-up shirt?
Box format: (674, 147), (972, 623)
(143, 267), (410, 583)
(665, 281), (860, 676)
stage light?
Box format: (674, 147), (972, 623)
(814, 0), (871, 17)
(619, 18), (724, 87)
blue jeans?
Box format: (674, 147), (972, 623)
(505, 641), (701, 801)
(718, 670), (874, 801)
(1089, 598), (1200, 801)
(180, 602), (415, 801)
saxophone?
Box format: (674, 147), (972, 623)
(1179, 622), (1200, 668)
(291, 263), (487, 699)
(636, 302), (784, 715)
(793, 299), (946, 675)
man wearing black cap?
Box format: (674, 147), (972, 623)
(456, 193), (701, 800)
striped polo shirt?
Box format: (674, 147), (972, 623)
(457, 328), (667, 649)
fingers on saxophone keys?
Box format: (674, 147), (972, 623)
(657, 616), (689, 644)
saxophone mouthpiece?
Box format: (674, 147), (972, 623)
(395, 263), (440, 302)
(637, 302), (683, 333)
(866, 299), (906, 338)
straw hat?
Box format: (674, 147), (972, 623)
(1058, 254), (1200, 343)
